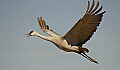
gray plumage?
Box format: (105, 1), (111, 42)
(26, 0), (106, 64)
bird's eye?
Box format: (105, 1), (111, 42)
(30, 30), (34, 34)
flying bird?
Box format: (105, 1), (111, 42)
(26, 0), (106, 64)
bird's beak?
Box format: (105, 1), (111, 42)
(25, 32), (31, 39)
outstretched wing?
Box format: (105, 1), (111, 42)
(63, 0), (106, 46)
(38, 16), (49, 30)
(38, 17), (59, 37)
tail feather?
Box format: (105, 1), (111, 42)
(77, 52), (98, 64)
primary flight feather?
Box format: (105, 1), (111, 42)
(26, 0), (106, 64)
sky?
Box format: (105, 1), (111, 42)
(0, 0), (120, 70)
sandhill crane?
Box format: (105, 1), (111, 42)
(26, 0), (106, 64)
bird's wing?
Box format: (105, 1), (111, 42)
(38, 17), (49, 30)
(38, 17), (59, 36)
(63, 0), (106, 46)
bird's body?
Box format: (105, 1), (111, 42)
(26, 0), (106, 64)
(30, 30), (84, 53)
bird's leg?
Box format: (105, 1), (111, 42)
(78, 47), (89, 53)
(77, 52), (98, 64)
(82, 53), (98, 64)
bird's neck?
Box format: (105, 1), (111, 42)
(34, 32), (41, 37)
(34, 32), (53, 41)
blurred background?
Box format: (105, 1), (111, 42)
(0, 0), (120, 70)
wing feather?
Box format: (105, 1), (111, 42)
(38, 17), (49, 30)
(90, 1), (99, 14)
(63, 0), (106, 46)
(88, 0), (95, 13)
(86, 1), (90, 13)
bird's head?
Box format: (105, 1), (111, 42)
(26, 30), (39, 38)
